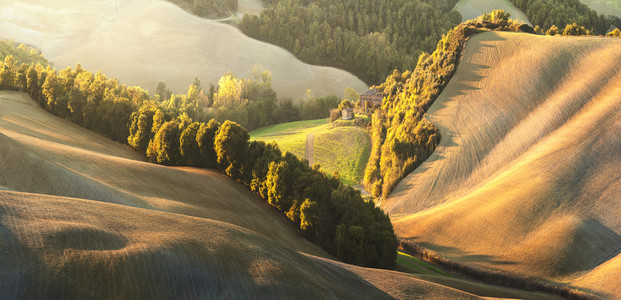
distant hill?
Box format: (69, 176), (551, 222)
(579, 0), (621, 18)
(0, 0), (366, 99)
(453, 0), (531, 24)
(383, 31), (621, 298)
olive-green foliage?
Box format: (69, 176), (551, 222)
(365, 11), (527, 198)
(166, 0), (237, 19)
(149, 120), (183, 165)
(0, 38), (398, 270)
(240, 0), (461, 84)
(509, 0), (621, 35)
(196, 119), (221, 168)
(214, 121), (250, 178)
(128, 105), (158, 153)
(179, 122), (202, 165)
(0, 40), (48, 66)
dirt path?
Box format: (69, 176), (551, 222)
(305, 132), (315, 165)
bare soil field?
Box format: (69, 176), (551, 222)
(0, 0), (367, 99)
(383, 31), (621, 298)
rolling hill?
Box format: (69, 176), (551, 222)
(250, 118), (371, 186)
(0, 0), (367, 99)
(382, 31), (621, 297)
(0, 90), (570, 298)
(453, 0), (531, 25)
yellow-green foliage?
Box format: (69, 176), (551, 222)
(250, 119), (326, 158)
(313, 126), (370, 186)
(251, 118), (371, 186)
(0, 40), (48, 66)
(607, 28), (621, 37)
(364, 10), (527, 198)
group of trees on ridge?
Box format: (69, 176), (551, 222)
(150, 69), (341, 132)
(0, 40), (397, 269)
(240, 0), (462, 84)
(363, 11), (536, 198)
(508, 0), (621, 35)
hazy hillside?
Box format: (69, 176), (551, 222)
(579, 0), (621, 18)
(0, 0), (366, 99)
(383, 31), (621, 297)
(453, 0), (531, 24)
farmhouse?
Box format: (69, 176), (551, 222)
(342, 108), (354, 120)
(360, 88), (382, 112)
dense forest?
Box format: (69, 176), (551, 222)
(240, 0), (462, 84)
(509, 0), (621, 34)
(0, 40), (397, 269)
(364, 11), (533, 198)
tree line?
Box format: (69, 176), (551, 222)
(509, 0), (621, 35)
(0, 40), (397, 269)
(239, 0), (462, 84)
(364, 11), (533, 198)
(152, 70), (340, 132)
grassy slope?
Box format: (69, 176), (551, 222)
(579, 0), (621, 19)
(383, 31), (621, 298)
(453, 0), (531, 25)
(250, 118), (371, 185)
(0, 0), (366, 99)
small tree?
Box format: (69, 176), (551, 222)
(563, 23), (587, 36)
(196, 119), (221, 168)
(546, 25), (559, 36)
(179, 122), (201, 165)
(214, 120), (249, 178)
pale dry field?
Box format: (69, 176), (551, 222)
(0, 0), (367, 99)
(453, 0), (531, 25)
(383, 31), (621, 298)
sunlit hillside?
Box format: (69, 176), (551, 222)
(383, 31), (621, 298)
(0, 0), (367, 99)
(250, 118), (371, 186)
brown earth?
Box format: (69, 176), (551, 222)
(383, 31), (621, 298)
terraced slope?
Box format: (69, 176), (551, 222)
(383, 31), (621, 297)
(0, 0), (366, 99)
